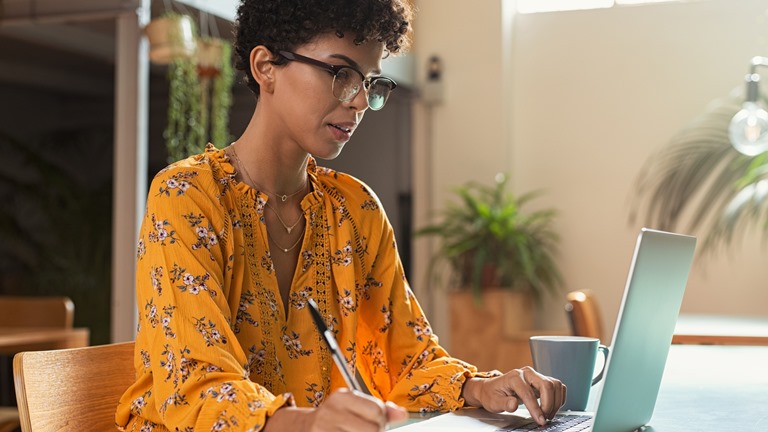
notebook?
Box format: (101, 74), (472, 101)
(394, 228), (697, 432)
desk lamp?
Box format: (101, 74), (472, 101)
(729, 56), (768, 156)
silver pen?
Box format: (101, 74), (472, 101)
(307, 298), (363, 392)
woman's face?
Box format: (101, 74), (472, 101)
(268, 33), (386, 160)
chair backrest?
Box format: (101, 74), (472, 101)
(0, 296), (74, 328)
(13, 342), (135, 432)
(565, 289), (604, 342)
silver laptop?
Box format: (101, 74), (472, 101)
(394, 228), (697, 432)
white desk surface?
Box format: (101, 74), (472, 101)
(674, 313), (768, 336)
(673, 313), (768, 345)
(391, 344), (768, 431)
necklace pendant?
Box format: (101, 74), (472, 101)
(280, 195), (288, 202)
(286, 226), (293, 234)
(283, 248), (289, 253)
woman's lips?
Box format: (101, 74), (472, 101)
(328, 123), (354, 141)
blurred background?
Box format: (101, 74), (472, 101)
(0, 0), (766, 366)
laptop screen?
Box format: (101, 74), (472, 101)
(592, 228), (696, 432)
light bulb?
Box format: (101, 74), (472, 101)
(728, 101), (768, 156)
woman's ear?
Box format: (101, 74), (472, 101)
(250, 46), (276, 94)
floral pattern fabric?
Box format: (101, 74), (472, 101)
(116, 145), (494, 432)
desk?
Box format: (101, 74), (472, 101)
(672, 314), (768, 345)
(392, 344), (768, 431)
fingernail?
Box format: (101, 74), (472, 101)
(537, 414), (546, 424)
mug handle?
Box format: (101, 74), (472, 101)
(591, 345), (610, 386)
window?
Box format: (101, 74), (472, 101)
(517, 0), (686, 14)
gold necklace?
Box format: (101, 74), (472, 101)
(230, 144), (308, 201)
(270, 185), (307, 202)
(265, 200), (304, 234)
(267, 224), (306, 253)
(229, 144), (307, 235)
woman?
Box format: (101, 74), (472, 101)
(116, 1), (565, 431)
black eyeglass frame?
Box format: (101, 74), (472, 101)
(277, 50), (397, 110)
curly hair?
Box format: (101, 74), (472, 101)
(233, 0), (414, 98)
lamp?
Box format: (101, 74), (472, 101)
(729, 56), (768, 156)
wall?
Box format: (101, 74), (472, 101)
(413, 0), (768, 346)
(411, 0), (510, 346)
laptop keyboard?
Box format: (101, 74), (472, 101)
(496, 414), (592, 432)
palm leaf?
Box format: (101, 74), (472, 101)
(632, 93), (768, 251)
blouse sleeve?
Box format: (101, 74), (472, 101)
(126, 164), (292, 431)
(354, 199), (500, 413)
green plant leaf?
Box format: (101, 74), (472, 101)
(416, 174), (561, 303)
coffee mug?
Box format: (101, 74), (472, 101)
(529, 336), (609, 411)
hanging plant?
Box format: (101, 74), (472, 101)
(147, 12), (235, 162)
(196, 37), (235, 148)
(149, 12), (205, 163)
(145, 13), (196, 65)
(164, 48), (205, 163)
(202, 38), (235, 148)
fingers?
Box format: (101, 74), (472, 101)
(473, 373), (525, 415)
(313, 389), (408, 432)
(385, 400), (409, 424)
(520, 367), (566, 425)
(314, 389), (387, 431)
(473, 368), (567, 427)
(512, 369), (548, 425)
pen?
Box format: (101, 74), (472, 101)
(307, 298), (363, 392)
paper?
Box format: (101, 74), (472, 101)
(390, 409), (533, 431)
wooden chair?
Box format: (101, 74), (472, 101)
(565, 289), (605, 343)
(0, 297), (74, 329)
(0, 296), (76, 432)
(13, 342), (135, 432)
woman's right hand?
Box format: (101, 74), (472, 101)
(265, 388), (408, 431)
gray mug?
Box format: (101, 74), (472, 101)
(529, 336), (609, 411)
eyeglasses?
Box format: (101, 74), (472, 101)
(278, 50), (397, 111)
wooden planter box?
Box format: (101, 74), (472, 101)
(448, 289), (534, 371)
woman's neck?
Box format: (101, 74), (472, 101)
(234, 108), (310, 196)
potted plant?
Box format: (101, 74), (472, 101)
(149, 15), (235, 162)
(164, 43), (205, 163)
(417, 173), (562, 367)
(145, 13), (197, 65)
(164, 35), (237, 161)
(197, 36), (235, 149)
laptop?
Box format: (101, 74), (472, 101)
(394, 228), (697, 432)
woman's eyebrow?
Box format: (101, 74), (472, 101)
(329, 53), (382, 75)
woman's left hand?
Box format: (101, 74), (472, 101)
(461, 367), (566, 426)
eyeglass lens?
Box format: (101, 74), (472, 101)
(332, 68), (393, 111)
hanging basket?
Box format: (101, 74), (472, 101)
(145, 14), (197, 65)
(196, 38), (225, 78)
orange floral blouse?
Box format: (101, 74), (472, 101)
(116, 145), (493, 432)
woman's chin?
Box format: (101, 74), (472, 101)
(311, 145), (346, 161)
